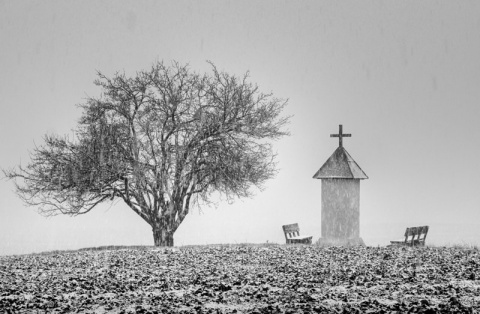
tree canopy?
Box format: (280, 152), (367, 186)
(4, 61), (290, 246)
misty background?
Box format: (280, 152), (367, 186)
(1, 1), (480, 256)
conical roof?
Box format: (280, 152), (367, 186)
(313, 146), (368, 179)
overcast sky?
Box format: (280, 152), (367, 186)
(2, 1), (480, 255)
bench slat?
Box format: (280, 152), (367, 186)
(289, 235), (312, 240)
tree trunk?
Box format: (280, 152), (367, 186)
(152, 224), (174, 247)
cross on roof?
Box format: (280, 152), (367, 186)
(330, 124), (351, 147)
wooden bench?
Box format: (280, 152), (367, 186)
(282, 223), (312, 244)
(390, 226), (429, 247)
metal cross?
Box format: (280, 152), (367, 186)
(330, 124), (351, 147)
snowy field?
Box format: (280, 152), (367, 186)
(1, 245), (479, 313)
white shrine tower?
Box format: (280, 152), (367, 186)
(313, 125), (368, 246)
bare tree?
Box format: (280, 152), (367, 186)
(3, 61), (290, 246)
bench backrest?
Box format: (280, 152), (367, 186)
(282, 223), (300, 240)
(404, 225), (429, 246)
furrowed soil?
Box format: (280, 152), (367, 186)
(1, 245), (479, 313)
